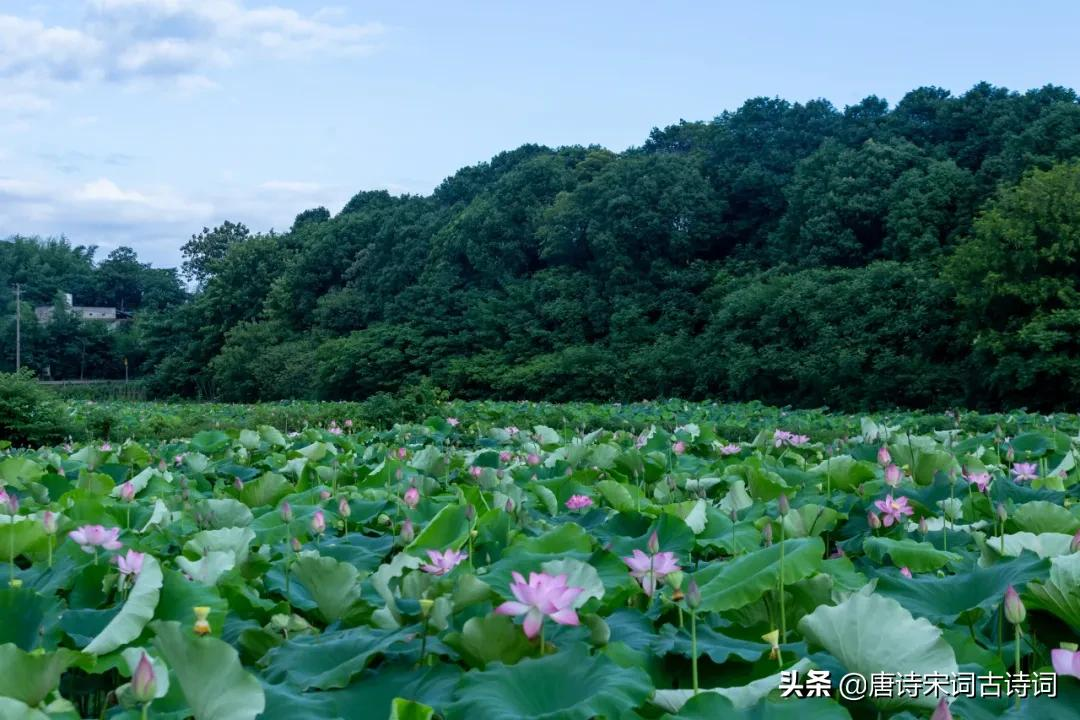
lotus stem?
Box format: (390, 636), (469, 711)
(690, 609), (699, 696)
(47, 536), (52, 569)
(141, 702), (149, 720)
(539, 621), (545, 657)
(1014, 625), (1022, 708)
(7, 529), (13, 586)
(779, 523), (787, 644)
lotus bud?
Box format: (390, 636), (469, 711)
(470, 529), (478, 538)
(158, 460), (167, 472)
(685, 579), (701, 609)
(311, 510), (326, 535)
(647, 530), (660, 554)
(526, 453), (541, 466)
(762, 522), (773, 546)
(996, 502), (1008, 525)
(877, 446), (891, 466)
(400, 519), (415, 543)
(930, 697), (953, 720)
(120, 481), (136, 503)
(777, 493), (790, 517)
(42, 510), (57, 535)
(505, 498), (514, 513)
(290, 537), (301, 552)
(319, 489), (330, 501)
(1006, 445), (1015, 462)
(469, 466), (483, 479)
(403, 487), (420, 508)
(419, 598), (434, 618)
(338, 497), (351, 518)
(4, 493), (18, 515)
(884, 464), (901, 487)
(919, 516), (928, 536)
(193, 606), (211, 635)
(280, 501), (293, 523)
(396, 447), (407, 460)
(1004, 586), (1026, 625)
(395, 468), (404, 482)
(867, 510), (882, 530)
(900, 567), (913, 578)
(131, 652), (157, 703)
(1072, 529), (1080, 553)
(499, 451), (512, 463)
(673, 441), (686, 455)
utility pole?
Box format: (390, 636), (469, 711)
(13, 283), (20, 371)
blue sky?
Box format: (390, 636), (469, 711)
(1, 1), (1078, 267)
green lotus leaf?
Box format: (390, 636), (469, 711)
(808, 455), (875, 492)
(407, 504), (470, 553)
(191, 430), (231, 455)
(695, 538), (825, 612)
(290, 552), (364, 623)
(652, 658), (812, 713)
(325, 664), (461, 718)
(237, 473), (292, 508)
(991, 531), (1075, 559)
(0, 645), (86, 706)
(84, 554), (163, 655)
(1011, 501), (1080, 534)
(660, 691), (852, 719)
(444, 645), (653, 720)
(862, 537), (961, 573)
(389, 698), (436, 720)
(260, 626), (413, 690)
(176, 550), (236, 585)
(540, 557), (604, 607)
(185, 527), (256, 562)
(151, 620), (265, 720)
(0, 698), (51, 720)
(1026, 552), (1080, 630)
(0, 586), (62, 651)
(650, 622), (769, 664)
(453, 614), (535, 669)
(798, 591), (958, 710)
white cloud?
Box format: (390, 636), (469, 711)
(0, 1), (382, 90)
(260, 180), (324, 194)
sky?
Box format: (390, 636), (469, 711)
(1, 1), (1079, 268)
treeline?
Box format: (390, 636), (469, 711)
(7, 82), (1080, 409)
(0, 241), (185, 380)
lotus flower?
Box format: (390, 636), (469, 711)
(447, 417), (459, 427)
(338, 497), (351, 518)
(505, 425), (518, 436)
(565, 494), (593, 510)
(526, 453), (541, 466)
(495, 571), (583, 638)
(101, 442), (112, 452)
(874, 494), (914, 527)
(877, 446), (891, 466)
(789, 434), (810, 446)
(400, 519), (415, 543)
(42, 510), (58, 535)
(120, 481), (136, 502)
(469, 466), (483, 479)
(884, 464), (902, 487)
(420, 548), (467, 575)
(1004, 585), (1026, 624)
(345, 419), (353, 428)
(396, 447), (408, 459)
(672, 441), (686, 455)
(69, 525), (122, 553)
(1052, 644), (1080, 679)
(930, 697), (953, 720)
(280, 501), (293, 522)
(0, 489), (17, 515)
(1011, 462), (1038, 483)
(623, 544), (682, 597)
(720, 443), (741, 456)
(899, 566), (912, 578)
(328, 425), (342, 436)
(773, 430), (792, 447)
(965, 471), (991, 492)
(867, 509), (882, 529)
(403, 487), (420, 508)
(115, 549), (145, 577)
(131, 652), (157, 703)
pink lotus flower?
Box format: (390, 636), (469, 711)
(1052, 646), (1080, 679)
(131, 652), (157, 703)
(344, 419), (353, 428)
(965, 471), (991, 493)
(720, 443), (742, 456)
(789, 434), (810, 446)
(867, 510), (882, 530)
(495, 571), (583, 638)
(526, 453), (541, 466)
(469, 466), (483, 479)
(396, 447), (408, 459)
(884, 464), (902, 487)
(280, 501), (293, 522)
(505, 425), (519, 436)
(233, 477), (243, 491)
(69, 525), (122, 553)
(400, 519), (415, 543)
(565, 494), (593, 510)
(899, 566), (913, 579)
(623, 541), (682, 597)
(319, 489), (331, 501)
(874, 494), (915, 527)
(42, 510), (58, 535)
(1011, 463), (1038, 483)
(115, 549), (145, 576)
(311, 509), (326, 535)
(174, 454), (184, 466)
(420, 548), (467, 575)
(328, 425), (343, 436)
(403, 487), (420, 508)
(877, 446), (891, 466)
(499, 450), (512, 463)
(672, 441), (686, 455)
(119, 481), (136, 502)
(338, 497), (351, 518)
(0, 489), (17, 515)
(773, 430), (792, 447)
(447, 417), (460, 427)
(101, 442), (112, 452)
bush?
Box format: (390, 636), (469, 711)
(0, 369), (68, 446)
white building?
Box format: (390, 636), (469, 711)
(34, 293), (119, 323)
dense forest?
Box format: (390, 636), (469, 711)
(4, 82), (1080, 410)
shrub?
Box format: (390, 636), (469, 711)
(0, 369), (68, 445)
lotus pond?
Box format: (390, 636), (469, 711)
(1, 406), (1079, 719)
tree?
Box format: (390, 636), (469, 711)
(946, 161), (1080, 406)
(180, 221), (251, 285)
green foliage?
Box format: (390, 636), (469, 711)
(0, 370), (67, 445)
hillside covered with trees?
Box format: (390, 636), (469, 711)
(6, 82), (1080, 410)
